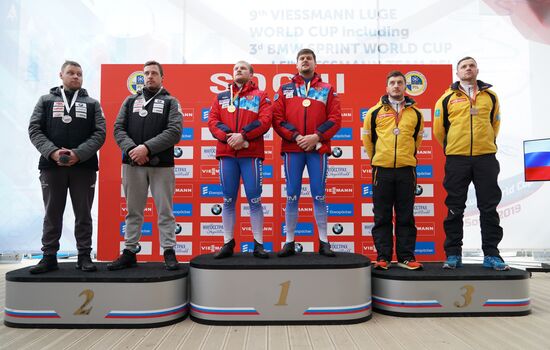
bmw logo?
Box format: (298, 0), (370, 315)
(211, 204), (222, 215)
(295, 242), (303, 253)
(174, 147), (183, 158)
(332, 147), (343, 158)
(175, 223), (182, 235)
(415, 185), (423, 196)
(332, 223), (344, 235)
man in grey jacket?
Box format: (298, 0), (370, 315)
(108, 60), (183, 271)
(28, 60), (106, 274)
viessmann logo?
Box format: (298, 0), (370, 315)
(200, 166), (219, 179)
(281, 204), (313, 217)
(200, 242), (223, 253)
(174, 183), (193, 197)
(326, 184), (354, 197)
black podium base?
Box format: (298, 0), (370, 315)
(371, 262), (531, 317)
(4, 262), (189, 328)
(190, 252), (372, 325)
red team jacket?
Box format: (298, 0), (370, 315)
(273, 73), (341, 154)
(208, 81), (272, 159)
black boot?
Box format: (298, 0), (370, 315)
(253, 240), (269, 259)
(277, 241), (296, 257)
(29, 255), (58, 274)
(319, 240), (336, 257)
(107, 249), (137, 271)
(76, 254), (97, 272)
(164, 248), (179, 270)
(214, 239), (235, 259)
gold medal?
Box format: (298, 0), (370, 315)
(227, 105), (236, 113)
(393, 127), (400, 135)
(302, 99), (311, 107)
(470, 107), (478, 115)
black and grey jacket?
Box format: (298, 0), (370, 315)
(28, 86), (106, 170)
(114, 87), (183, 167)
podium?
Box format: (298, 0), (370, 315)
(189, 252), (372, 325)
(4, 263), (189, 328)
(371, 263), (530, 316)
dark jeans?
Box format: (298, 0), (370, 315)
(443, 154), (503, 257)
(371, 166), (417, 262)
(40, 167), (97, 255)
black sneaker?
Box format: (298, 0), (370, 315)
(319, 240), (336, 257)
(29, 255), (58, 274)
(164, 248), (179, 270)
(214, 239), (235, 259)
(76, 254), (97, 272)
(253, 240), (269, 259)
(277, 241), (296, 257)
(107, 249), (137, 271)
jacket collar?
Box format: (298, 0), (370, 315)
(292, 73), (322, 85)
(380, 95), (416, 108)
(50, 86), (89, 97)
(450, 80), (492, 91)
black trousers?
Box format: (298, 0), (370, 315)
(371, 166), (417, 262)
(443, 154), (503, 257)
(39, 167), (97, 255)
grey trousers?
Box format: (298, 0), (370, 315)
(122, 164), (176, 250)
(40, 167), (97, 255)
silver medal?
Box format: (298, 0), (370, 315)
(139, 109), (148, 117)
(62, 115), (72, 123)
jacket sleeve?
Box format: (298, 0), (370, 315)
(272, 87), (299, 142)
(143, 97), (183, 154)
(315, 87), (342, 141)
(28, 95), (58, 159)
(207, 95), (231, 142)
(361, 109), (375, 160)
(113, 96), (138, 154)
(73, 100), (106, 162)
(433, 95), (446, 147)
(491, 92), (501, 138)
(241, 91), (273, 141)
(416, 109), (424, 150)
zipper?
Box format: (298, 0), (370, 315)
(393, 134), (398, 168)
(235, 98), (240, 156)
(470, 108), (473, 156)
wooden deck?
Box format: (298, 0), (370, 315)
(1, 261), (549, 350)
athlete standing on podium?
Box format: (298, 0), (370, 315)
(208, 61), (273, 259)
(362, 70), (424, 270)
(434, 57), (509, 271)
(109, 61), (183, 271)
(273, 48), (342, 257)
(28, 60), (106, 274)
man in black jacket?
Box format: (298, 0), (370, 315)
(28, 60), (106, 274)
(108, 61), (183, 271)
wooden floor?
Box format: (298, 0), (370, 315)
(1, 261), (550, 350)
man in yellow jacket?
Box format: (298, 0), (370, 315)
(434, 57), (510, 271)
(362, 70), (424, 270)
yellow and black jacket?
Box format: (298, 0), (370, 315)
(433, 80), (500, 156)
(362, 95), (423, 168)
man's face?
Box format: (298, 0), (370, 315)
(456, 59), (479, 82)
(296, 54), (316, 76)
(59, 65), (83, 90)
(233, 62), (253, 85)
(386, 76), (406, 100)
(144, 64), (163, 90)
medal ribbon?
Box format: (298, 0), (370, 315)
(141, 87), (163, 110)
(60, 88), (80, 115)
(229, 84), (242, 108)
(393, 101), (405, 128)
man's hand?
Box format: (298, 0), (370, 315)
(296, 134), (320, 151)
(129, 145), (150, 165)
(65, 149), (79, 166)
(227, 133), (246, 150)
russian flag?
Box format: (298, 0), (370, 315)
(524, 139), (550, 181)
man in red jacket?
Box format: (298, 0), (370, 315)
(208, 61), (273, 258)
(273, 49), (342, 257)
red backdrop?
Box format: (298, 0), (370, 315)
(98, 64), (451, 262)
